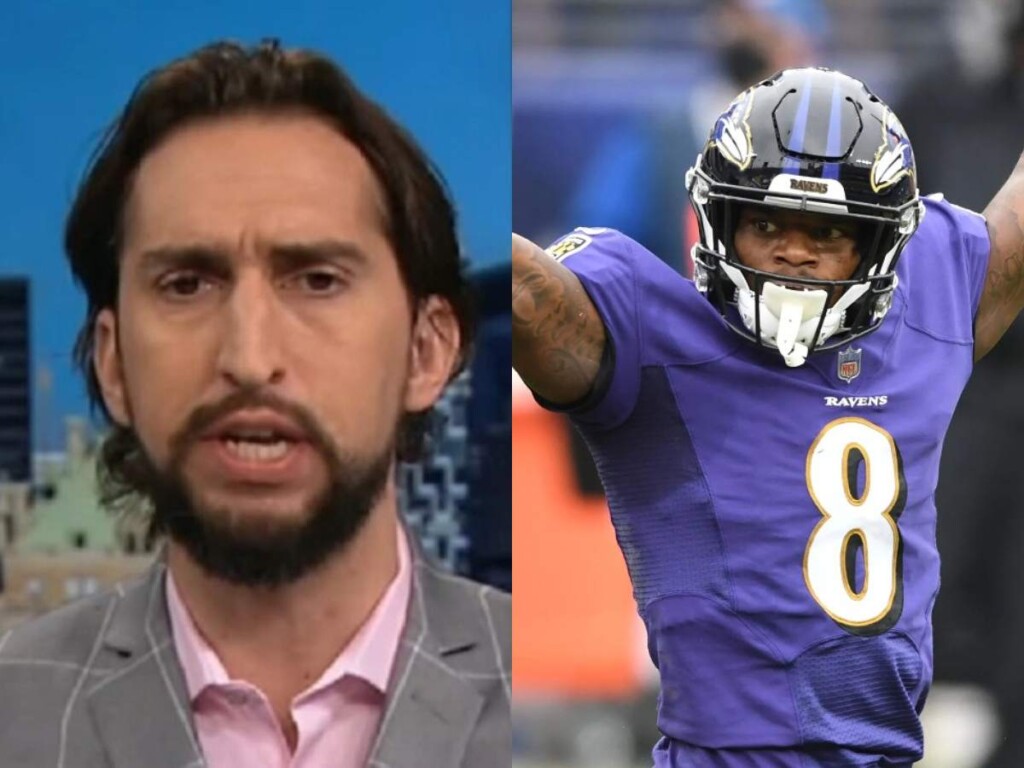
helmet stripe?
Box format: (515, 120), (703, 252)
(781, 71), (815, 174)
(822, 79), (844, 180)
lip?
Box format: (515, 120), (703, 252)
(197, 438), (312, 485)
(202, 409), (308, 442)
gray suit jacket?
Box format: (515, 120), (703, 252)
(0, 553), (510, 767)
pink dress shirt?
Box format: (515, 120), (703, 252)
(166, 527), (412, 768)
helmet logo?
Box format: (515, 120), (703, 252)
(712, 88), (755, 170)
(545, 232), (593, 262)
(870, 108), (914, 193)
(838, 347), (863, 383)
(790, 178), (829, 195)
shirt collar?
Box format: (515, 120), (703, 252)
(166, 524), (412, 702)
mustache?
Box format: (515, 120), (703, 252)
(144, 385), (393, 587)
(167, 386), (337, 466)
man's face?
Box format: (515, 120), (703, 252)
(733, 206), (862, 301)
(93, 114), (455, 584)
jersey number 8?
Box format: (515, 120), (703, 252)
(804, 417), (907, 635)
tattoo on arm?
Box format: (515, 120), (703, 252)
(512, 235), (606, 404)
(978, 161), (1024, 359)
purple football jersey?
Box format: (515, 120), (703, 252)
(539, 197), (990, 766)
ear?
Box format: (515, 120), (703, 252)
(93, 308), (131, 426)
(404, 296), (461, 412)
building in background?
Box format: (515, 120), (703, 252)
(0, 278), (30, 487)
(0, 276), (153, 633)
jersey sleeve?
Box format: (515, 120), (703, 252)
(531, 228), (648, 429)
(901, 195), (991, 344)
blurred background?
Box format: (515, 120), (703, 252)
(513, 1), (1024, 766)
(0, 0), (511, 639)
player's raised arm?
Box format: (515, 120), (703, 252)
(976, 151), (1024, 359)
(512, 232), (606, 404)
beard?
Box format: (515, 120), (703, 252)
(127, 387), (394, 588)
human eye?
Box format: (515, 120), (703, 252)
(817, 225), (851, 241)
(289, 269), (348, 296)
(752, 218), (778, 234)
(156, 271), (215, 300)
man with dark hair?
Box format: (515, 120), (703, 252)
(0, 40), (509, 768)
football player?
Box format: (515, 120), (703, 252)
(512, 67), (1019, 765)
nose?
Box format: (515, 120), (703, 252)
(772, 227), (819, 269)
(216, 270), (285, 388)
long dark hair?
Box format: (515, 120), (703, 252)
(65, 39), (473, 516)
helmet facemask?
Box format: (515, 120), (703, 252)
(687, 163), (922, 367)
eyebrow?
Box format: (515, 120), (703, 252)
(268, 240), (369, 272)
(136, 245), (232, 280)
(136, 239), (370, 276)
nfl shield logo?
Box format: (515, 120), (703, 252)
(838, 347), (862, 383)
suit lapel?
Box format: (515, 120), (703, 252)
(367, 551), (485, 768)
(86, 563), (204, 768)
(80, 539), (493, 768)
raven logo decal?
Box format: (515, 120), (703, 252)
(712, 88), (756, 171)
(870, 108), (914, 193)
